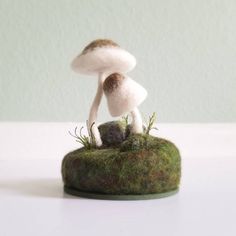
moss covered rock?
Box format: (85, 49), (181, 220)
(62, 134), (181, 196)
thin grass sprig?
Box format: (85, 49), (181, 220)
(68, 124), (94, 149)
(145, 112), (158, 135)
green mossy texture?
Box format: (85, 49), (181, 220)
(62, 133), (181, 195)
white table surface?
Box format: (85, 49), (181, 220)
(0, 123), (236, 236)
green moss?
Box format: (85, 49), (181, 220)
(120, 133), (157, 151)
(62, 134), (181, 195)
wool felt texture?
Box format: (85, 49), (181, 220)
(104, 75), (147, 117)
(62, 133), (181, 196)
(70, 39), (137, 146)
(71, 47), (136, 75)
(87, 73), (105, 146)
(103, 74), (147, 133)
(63, 39), (182, 199)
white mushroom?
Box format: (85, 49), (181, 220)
(103, 73), (147, 133)
(71, 39), (136, 146)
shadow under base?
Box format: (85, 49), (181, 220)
(62, 133), (181, 200)
(64, 186), (179, 200)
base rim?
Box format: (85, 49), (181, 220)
(64, 186), (179, 200)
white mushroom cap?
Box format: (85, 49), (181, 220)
(103, 73), (147, 117)
(71, 39), (136, 75)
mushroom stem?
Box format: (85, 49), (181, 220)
(88, 73), (106, 146)
(130, 107), (143, 133)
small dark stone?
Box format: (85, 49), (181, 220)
(98, 121), (127, 147)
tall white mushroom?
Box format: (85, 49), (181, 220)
(103, 73), (147, 133)
(71, 39), (136, 146)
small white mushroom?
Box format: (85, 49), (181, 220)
(71, 39), (136, 146)
(103, 73), (147, 133)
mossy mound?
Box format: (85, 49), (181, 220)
(62, 134), (181, 197)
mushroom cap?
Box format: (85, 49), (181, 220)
(103, 73), (147, 117)
(71, 39), (136, 76)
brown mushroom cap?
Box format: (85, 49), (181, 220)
(71, 39), (136, 76)
(82, 39), (119, 54)
(103, 73), (147, 117)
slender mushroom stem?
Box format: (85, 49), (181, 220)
(130, 107), (143, 133)
(88, 73), (106, 146)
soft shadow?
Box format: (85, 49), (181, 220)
(0, 178), (81, 199)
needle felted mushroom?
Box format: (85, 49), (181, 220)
(71, 39), (136, 146)
(103, 73), (147, 133)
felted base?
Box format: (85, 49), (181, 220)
(62, 133), (181, 199)
(64, 186), (179, 200)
